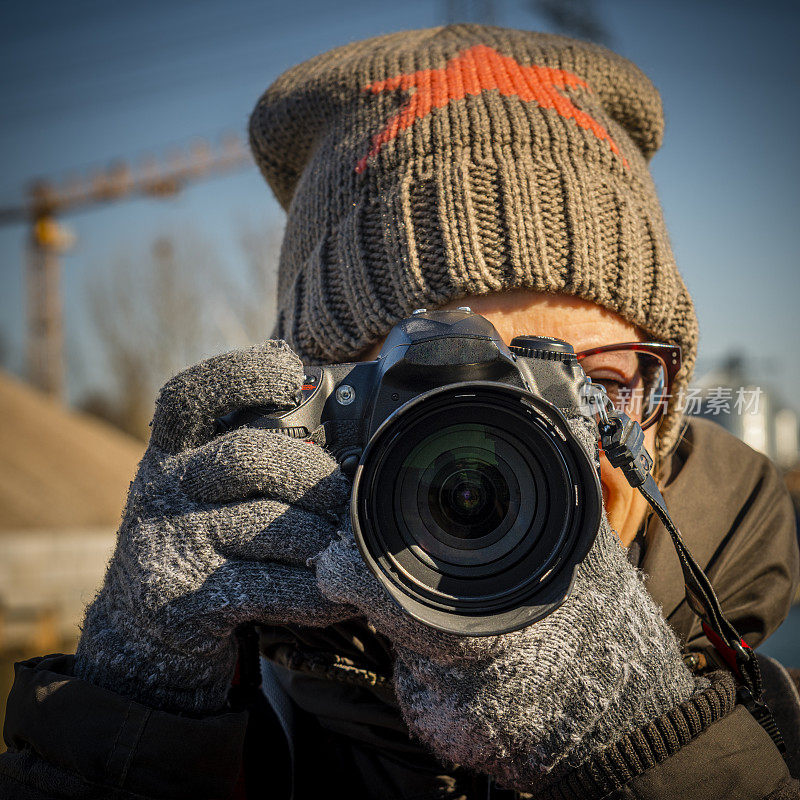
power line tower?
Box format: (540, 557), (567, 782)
(0, 135), (251, 400)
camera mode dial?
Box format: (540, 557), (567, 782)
(509, 336), (576, 362)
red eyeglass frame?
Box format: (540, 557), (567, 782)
(575, 342), (682, 429)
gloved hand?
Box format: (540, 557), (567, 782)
(315, 414), (701, 792)
(75, 341), (355, 714)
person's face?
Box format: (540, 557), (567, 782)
(360, 289), (657, 547)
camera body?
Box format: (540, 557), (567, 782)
(219, 308), (602, 636)
(219, 308), (591, 462)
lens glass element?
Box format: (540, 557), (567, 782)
(405, 426), (513, 540)
(432, 461), (509, 536)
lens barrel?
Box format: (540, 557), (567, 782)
(351, 382), (601, 636)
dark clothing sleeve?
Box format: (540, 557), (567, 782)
(2, 656), (798, 800)
(0, 655), (248, 800)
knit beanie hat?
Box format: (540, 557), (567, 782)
(249, 24), (698, 455)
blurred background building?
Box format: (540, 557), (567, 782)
(690, 357), (799, 470)
(1, 0), (798, 748)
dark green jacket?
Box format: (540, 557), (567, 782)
(2, 419), (800, 799)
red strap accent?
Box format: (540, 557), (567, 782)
(231, 655), (242, 687)
(702, 621), (750, 679)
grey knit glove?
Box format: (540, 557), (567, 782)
(75, 341), (354, 714)
(315, 415), (701, 792)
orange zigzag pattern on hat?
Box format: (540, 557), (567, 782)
(356, 44), (629, 173)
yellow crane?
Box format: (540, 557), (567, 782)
(0, 134), (252, 400)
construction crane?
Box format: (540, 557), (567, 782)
(0, 134), (252, 400)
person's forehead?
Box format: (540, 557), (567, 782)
(442, 291), (643, 351)
(534, 316), (639, 350)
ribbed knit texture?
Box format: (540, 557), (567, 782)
(249, 25), (699, 455)
(536, 671), (736, 800)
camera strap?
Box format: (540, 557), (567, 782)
(598, 411), (786, 753)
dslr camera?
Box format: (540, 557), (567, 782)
(218, 308), (603, 636)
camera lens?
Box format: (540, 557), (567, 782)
(424, 442), (512, 538)
(351, 383), (601, 636)
(432, 460), (509, 536)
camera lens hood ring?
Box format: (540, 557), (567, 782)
(351, 381), (602, 636)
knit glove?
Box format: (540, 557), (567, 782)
(75, 341), (354, 714)
(315, 414), (701, 792)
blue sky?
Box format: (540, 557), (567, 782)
(1, 0), (798, 406)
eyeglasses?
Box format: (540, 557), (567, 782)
(575, 342), (682, 430)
